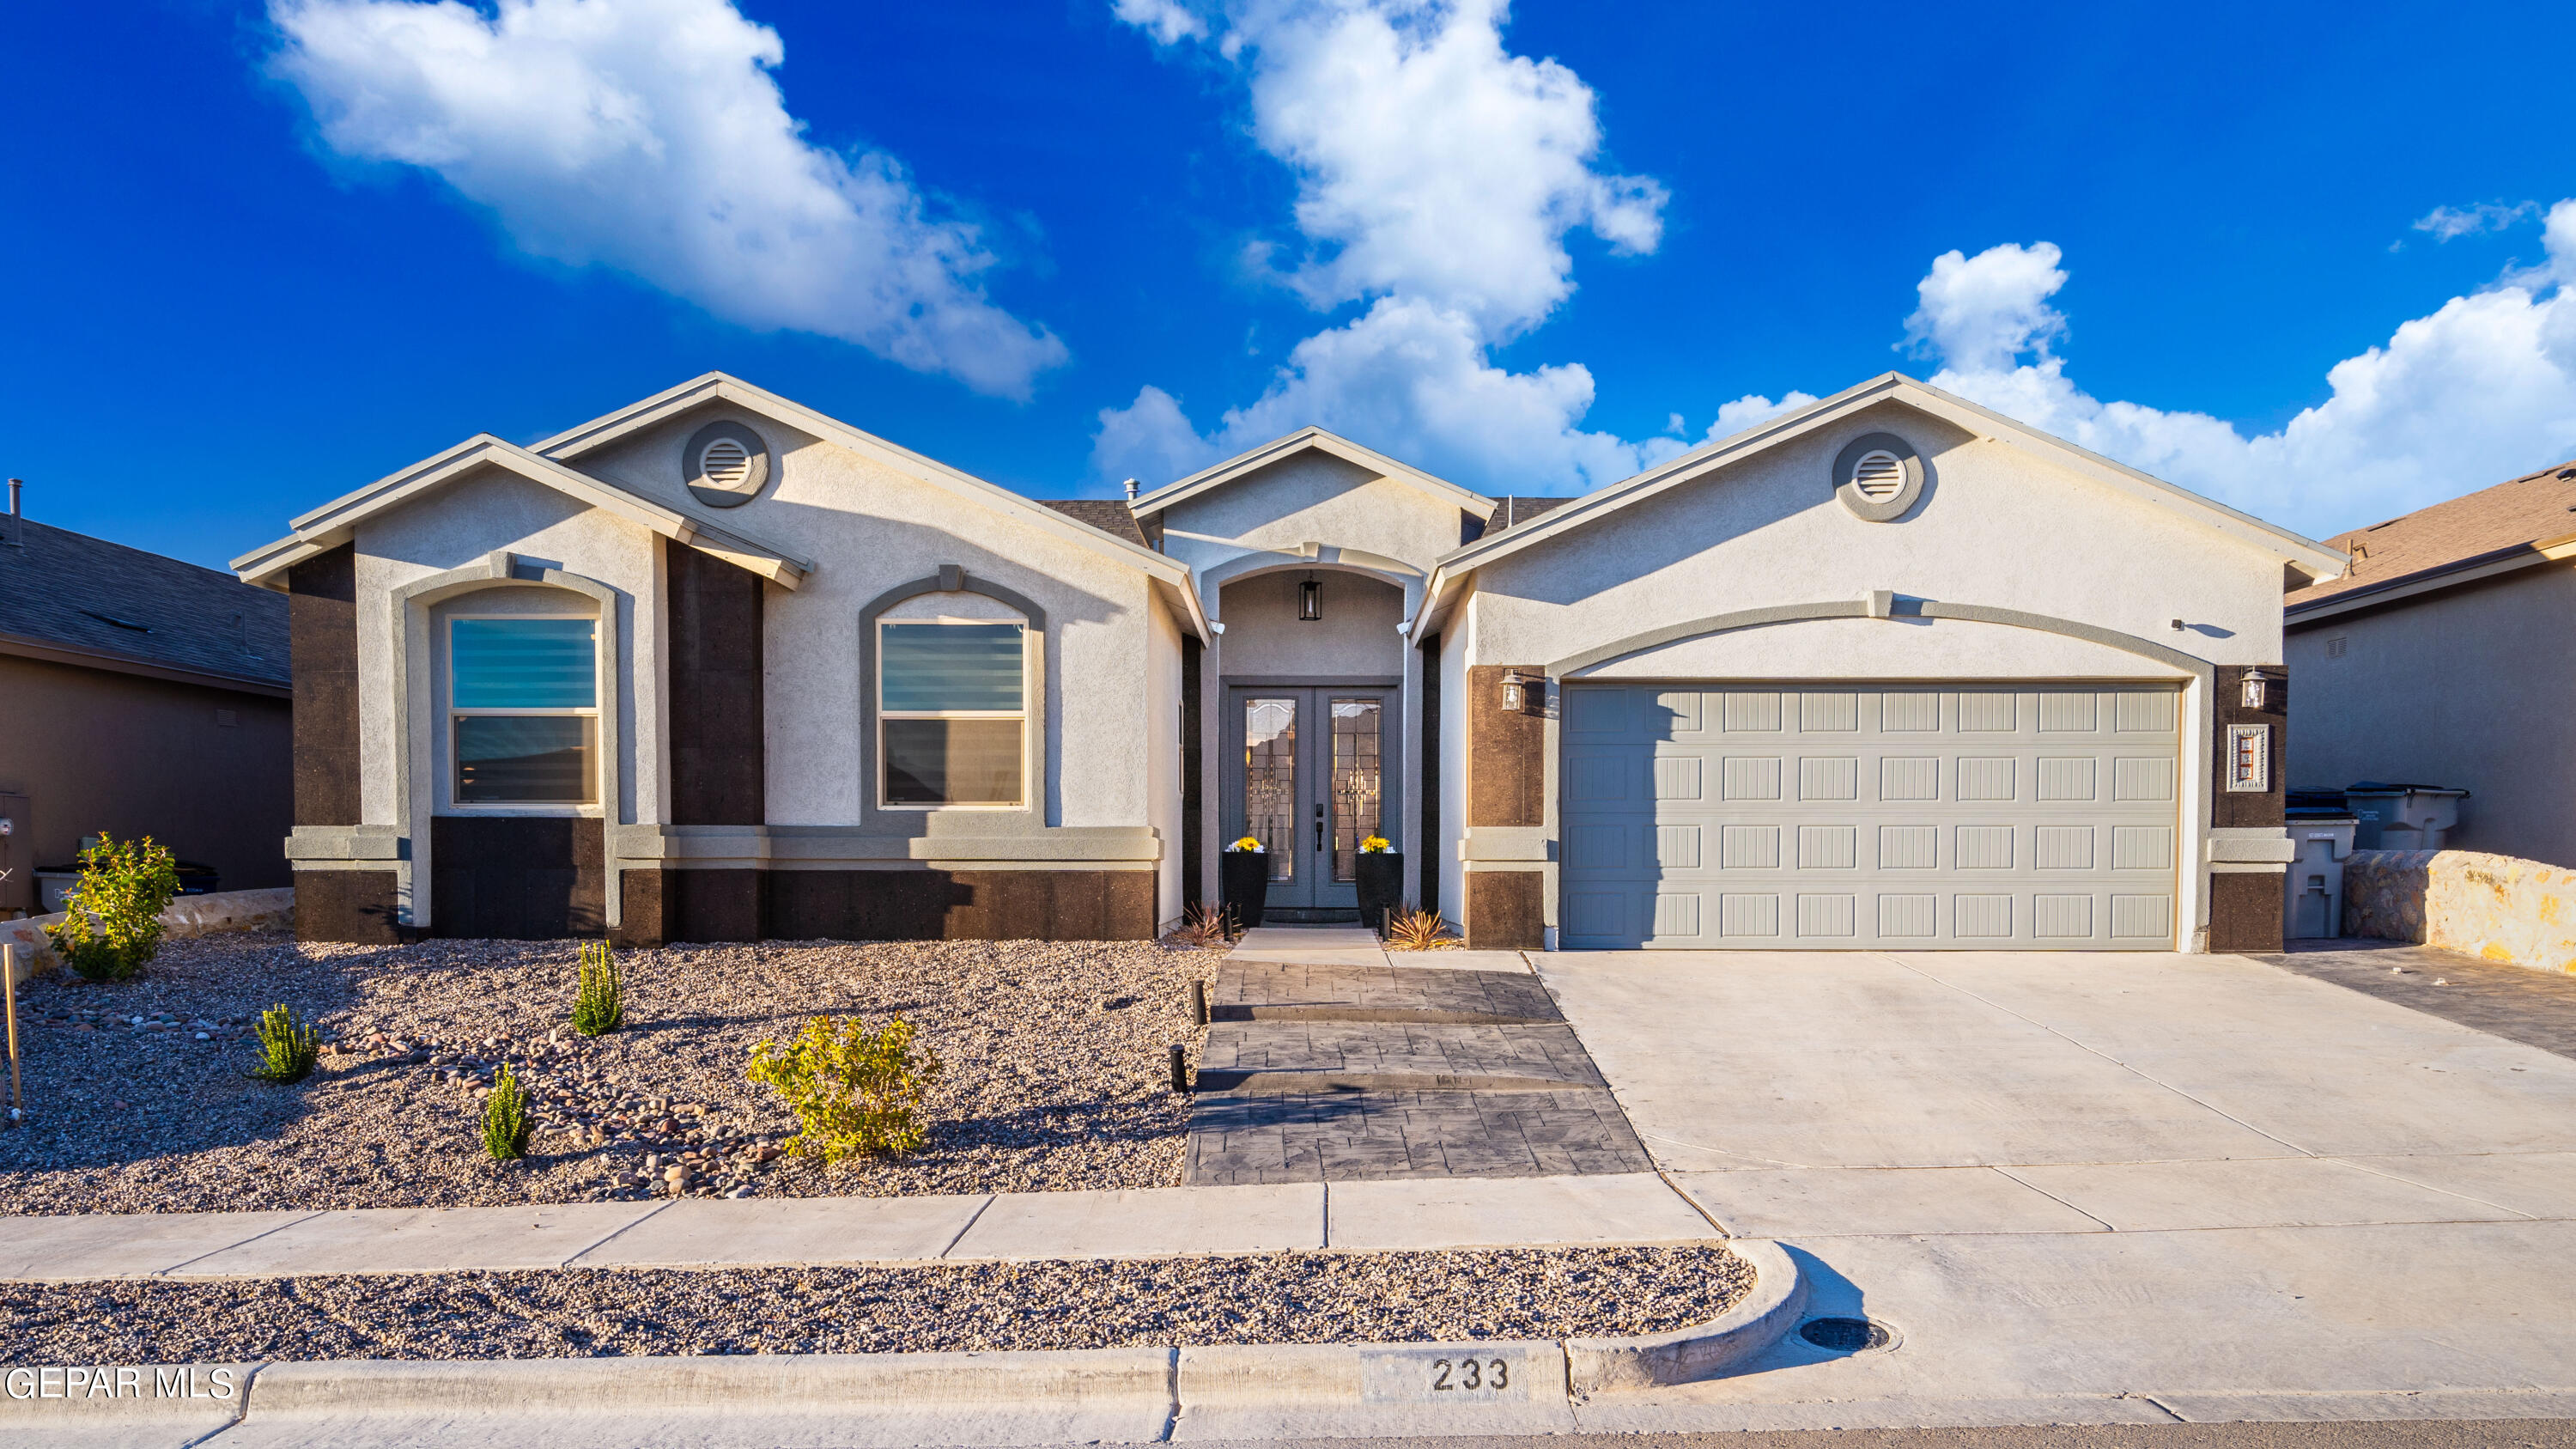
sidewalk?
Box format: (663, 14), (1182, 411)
(0, 1172), (1719, 1282)
(1227, 925), (1530, 973)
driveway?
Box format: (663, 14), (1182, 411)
(1538, 949), (2576, 1431)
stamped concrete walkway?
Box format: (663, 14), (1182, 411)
(1183, 930), (1652, 1184)
(0, 1171), (1718, 1282)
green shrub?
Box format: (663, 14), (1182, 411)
(246, 1004), (321, 1084)
(571, 940), (623, 1036)
(482, 1062), (532, 1160)
(747, 1015), (945, 1164)
(46, 832), (180, 982)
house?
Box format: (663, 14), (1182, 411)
(237, 371), (2340, 953)
(2285, 457), (2576, 867)
(0, 489), (294, 915)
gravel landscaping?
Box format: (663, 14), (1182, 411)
(0, 931), (1218, 1215)
(0, 1245), (1751, 1360)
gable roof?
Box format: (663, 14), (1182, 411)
(1408, 371), (2348, 638)
(1129, 427), (1494, 518)
(4, 517), (289, 697)
(534, 373), (1197, 596)
(2285, 457), (2576, 621)
(1480, 496), (1577, 533)
(231, 434), (813, 592)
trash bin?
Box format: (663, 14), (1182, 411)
(2344, 782), (2470, 851)
(2283, 788), (2357, 940)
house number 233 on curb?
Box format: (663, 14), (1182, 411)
(1430, 1358), (1509, 1391)
(1358, 1348), (1532, 1403)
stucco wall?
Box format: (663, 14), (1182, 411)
(0, 654), (293, 894)
(550, 404), (1173, 834)
(1468, 403), (2286, 670)
(1146, 592), (1185, 927)
(2287, 565), (2576, 867)
(1215, 570), (1404, 679)
(1156, 452), (1466, 591)
(355, 466), (662, 831)
(1446, 399), (2293, 949)
(2342, 847), (2576, 974)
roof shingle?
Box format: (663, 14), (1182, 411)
(1033, 498), (1150, 548)
(0, 518), (289, 691)
(2287, 459), (2576, 611)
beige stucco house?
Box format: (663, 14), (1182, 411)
(237, 370), (2340, 953)
(2286, 457), (2576, 866)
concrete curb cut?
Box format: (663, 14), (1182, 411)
(0, 1245), (1803, 1446)
(1565, 1238), (1807, 1392)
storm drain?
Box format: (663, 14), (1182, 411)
(1797, 1317), (1894, 1353)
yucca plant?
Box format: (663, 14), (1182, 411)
(1176, 902), (1236, 948)
(571, 940), (623, 1036)
(482, 1062), (532, 1160)
(246, 1004), (322, 1084)
(1383, 907), (1461, 952)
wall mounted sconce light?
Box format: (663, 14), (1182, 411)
(2239, 667), (2273, 709)
(1298, 575), (1321, 622)
(1501, 669), (1535, 713)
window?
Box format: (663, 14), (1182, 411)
(880, 621), (1026, 807)
(449, 617), (598, 805)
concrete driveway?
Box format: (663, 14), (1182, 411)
(1537, 950), (2576, 1431)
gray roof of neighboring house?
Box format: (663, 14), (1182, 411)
(1483, 496), (1578, 533)
(1035, 498), (1151, 548)
(0, 517), (290, 692)
(2287, 458), (2576, 612)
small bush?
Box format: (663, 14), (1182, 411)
(1383, 906), (1461, 952)
(1176, 902), (1236, 948)
(747, 1015), (945, 1164)
(482, 1062), (532, 1160)
(46, 832), (180, 982)
(571, 940), (623, 1036)
(247, 1004), (321, 1084)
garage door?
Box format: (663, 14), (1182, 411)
(1558, 684), (2180, 949)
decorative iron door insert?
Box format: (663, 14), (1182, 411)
(1223, 685), (1397, 916)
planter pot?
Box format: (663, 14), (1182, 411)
(1354, 853), (1404, 933)
(1219, 851), (1272, 932)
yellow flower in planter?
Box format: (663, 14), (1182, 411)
(1358, 836), (1394, 854)
(1227, 836), (1266, 852)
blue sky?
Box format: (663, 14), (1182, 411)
(7, 0), (2576, 571)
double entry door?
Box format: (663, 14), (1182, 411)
(1223, 685), (1397, 916)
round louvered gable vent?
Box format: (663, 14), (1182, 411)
(700, 437), (753, 490)
(1852, 450), (1905, 502)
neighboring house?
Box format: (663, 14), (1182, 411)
(2285, 458), (2576, 867)
(237, 371), (2340, 953)
(0, 496), (294, 916)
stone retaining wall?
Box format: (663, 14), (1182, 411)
(1, 887), (295, 984)
(2342, 849), (2576, 974)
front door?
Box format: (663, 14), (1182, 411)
(1223, 686), (1396, 919)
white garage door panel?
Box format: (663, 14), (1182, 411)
(1558, 685), (2180, 950)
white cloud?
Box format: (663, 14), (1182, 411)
(269, 0), (1066, 397)
(1232, 0), (1664, 332)
(1704, 391), (1820, 440)
(1096, 0), (1678, 492)
(1112, 0), (1208, 45)
(1095, 297), (1685, 490)
(1906, 216), (2576, 536)
(2413, 200), (2542, 242)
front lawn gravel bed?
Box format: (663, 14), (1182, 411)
(0, 1245), (1750, 1361)
(0, 932), (1216, 1215)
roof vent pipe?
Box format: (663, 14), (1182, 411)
(4, 478), (20, 549)
(1122, 478), (1139, 502)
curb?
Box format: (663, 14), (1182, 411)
(0, 1243), (1805, 1446)
(1565, 1238), (1808, 1392)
